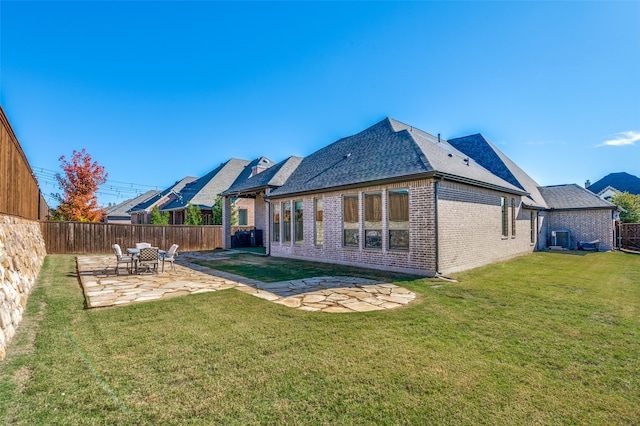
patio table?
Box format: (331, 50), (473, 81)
(127, 247), (166, 273)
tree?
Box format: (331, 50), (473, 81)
(184, 202), (203, 225)
(612, 192), (640, 223)
(53, 149), (107, 222)
(150, 205), (169, 225)
(212, 196), (237, 225)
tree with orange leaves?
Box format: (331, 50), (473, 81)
(52, 149), (108, 222)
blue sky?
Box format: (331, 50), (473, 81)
(1, 1), (638, 207)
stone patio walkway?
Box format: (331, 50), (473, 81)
(76, 252), (416, 313)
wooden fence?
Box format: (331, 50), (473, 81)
(0, 105), (47, 220)
(620, 223), (640, 251)
(40, 221), (254, 254)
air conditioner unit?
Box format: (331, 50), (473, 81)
(551, 230), (571, 249)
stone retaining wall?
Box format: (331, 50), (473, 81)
(0, 214), (46, 360)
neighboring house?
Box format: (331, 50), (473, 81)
(221, 117), (619, 276)
(585, 172), (640, 201)
(227, 157), (275, 227)
(161, 158), (274, 225)
(128, 176), (197, 224)
(103, 190), (160, 223)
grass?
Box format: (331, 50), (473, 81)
(1, 251), (639, 424)
(193, 251), (419, 282)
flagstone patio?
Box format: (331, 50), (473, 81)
(76, 251), (417, 313)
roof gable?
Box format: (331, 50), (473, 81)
(447, 134), (548, 208)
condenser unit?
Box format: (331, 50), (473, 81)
(551, 230), (571, 249)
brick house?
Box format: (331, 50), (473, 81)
(585, 172), (640, 201)
(161, 157), (274, 225)
(128, 176), (197, 224)
(104, 190), (160, 224)
(221, 118), (618, 276)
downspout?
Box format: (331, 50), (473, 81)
(434, 178), (441, 276)
(264, 192), (271, 256)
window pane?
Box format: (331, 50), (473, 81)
(315, 198), (323, 245)
(343, 195), (358, 247)
(501, 197), (508, 237)
(272, 203), (280, 242)
(511, 198), (516, 237)
(530, 211), (535, 244)
(365, 193), (382, 248)
(389, 230), (409, 250)
(388, 189), (409, 250)
(283, 201), (291, 243)
(365, 230), (382, 248)
(388, 190), (409, 222)
(238, 209), (247, 226)
(294, 200), (303, 243)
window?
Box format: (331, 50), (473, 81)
(283, 201), (291, 243)
(315, 198), (323, 245)
(294, 200), (303, 243)
(501, 197), (508, 237)
(530, 211), (536, 244)
(272, 203), (280, 242)
(343, 195), (359, 247)
(388, 189), (409, 250)
(238, 209), (248, 226)
(364, 192), (382, 248)
(511, 198), (516, 237)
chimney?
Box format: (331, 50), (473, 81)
(251, 158), (270, 177)
(585, 180), (591, 188)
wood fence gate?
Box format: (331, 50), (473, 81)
(619, 223), (640, 251)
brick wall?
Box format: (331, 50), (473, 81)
(436, 180), (535, 275)
(545, 209), (615, 250)
(235, 198), (255, 227)
(270, 179), (437, 276)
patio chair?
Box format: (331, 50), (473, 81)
(112, 244), (133, 275)
(160, 244), (179, 272)
(137, 247), (159, 274)
(135, 242), (152, 249)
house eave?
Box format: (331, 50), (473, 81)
(265, 171), (528, 200)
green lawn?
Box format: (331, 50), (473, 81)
(1, 251), (639, 424)
(193, 251), (420, 282)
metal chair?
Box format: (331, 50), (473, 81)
(112, 244), (133, 275)
(160, 244), (179, 272)
(137, 247), (159, 274)
(135, 242), (151, 249)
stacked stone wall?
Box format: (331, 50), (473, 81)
(0, 214), (46, 360)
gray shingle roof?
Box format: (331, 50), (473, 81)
(128, 176), (197, 213)
(587, 172), (640, 195)
(222, 156), (303, 196)
(447, 134), (548, 209)
(269, 118), (525, 198)
(106, 190), (160, 217)
(161, 158), (250, 211)
(538, 184), (617, 210)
